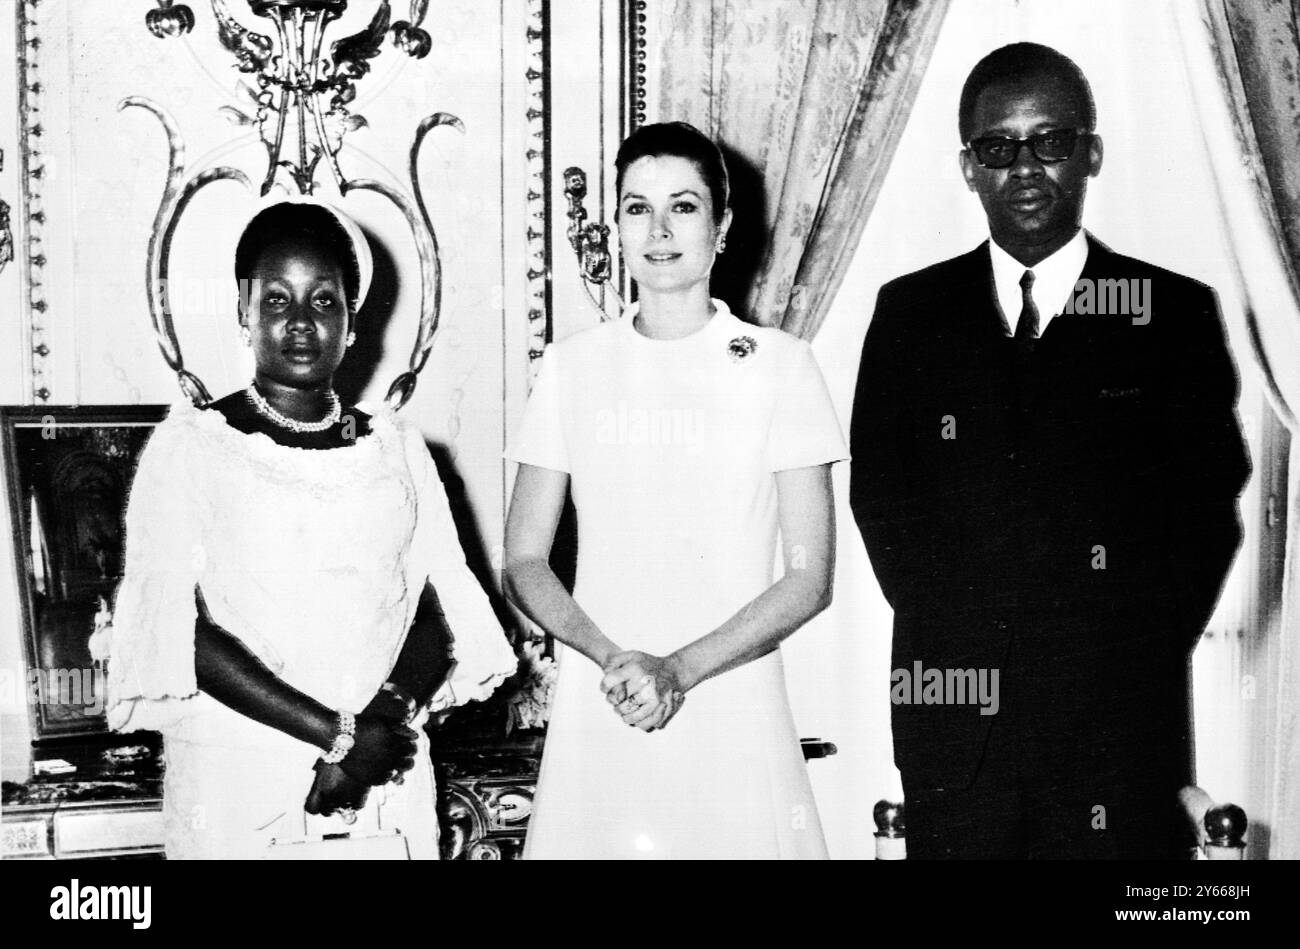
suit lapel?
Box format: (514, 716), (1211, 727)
(1046, 232), (1124, 338)
(957, 241), (1011, 337)
(1078, 232), (1117, 284)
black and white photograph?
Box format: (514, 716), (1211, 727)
(0, 0), (1291, 923)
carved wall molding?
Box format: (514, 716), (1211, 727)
(16, 0), (49, 404)
(630, 0), (646, 129)
(524, 0), (550, 378)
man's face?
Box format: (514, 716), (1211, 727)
(959, 75), (1103, 265)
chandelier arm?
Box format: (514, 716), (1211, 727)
(260, 10), (293, 194)
(291, 9), (311, 187)
(118, 97), (187, 372)
(341, 177), (436, 411)
(308, 89), (347, 189)
(261, 86), (288, 196)
(407, 112), (463, 357)
(160, 167), (255, 406)
(307, 6), (327, 73)
(339, 112), (462, 411)
(304, 11), (347, 189)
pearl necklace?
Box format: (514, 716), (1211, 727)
(246, 385), (342, 434)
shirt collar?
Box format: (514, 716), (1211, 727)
(988, 229), (1090, 335)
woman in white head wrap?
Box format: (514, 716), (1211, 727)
(96, 200), (517, 859)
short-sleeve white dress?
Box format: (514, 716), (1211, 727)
(97, 399), (518, 859)
(507, 300), (848, 859)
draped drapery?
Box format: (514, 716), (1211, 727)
(1174, 0), (1300, 859)
(642, 0), (950, 339)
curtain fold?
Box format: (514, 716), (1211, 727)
(1176, 0), (1300, 859)
(644, 0), (949, 339)
(1220, 3), (1300, 290)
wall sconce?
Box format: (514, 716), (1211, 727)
(562, 166), (621, 320)
(128, 0), (452, 409)
(0, 198), (12, 277)
(0, 148), (12, 276)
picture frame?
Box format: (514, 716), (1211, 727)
(1, 405), (167, 739)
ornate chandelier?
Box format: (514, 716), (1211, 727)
(127, 0), (454, 409)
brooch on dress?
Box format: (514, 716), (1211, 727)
(727, 336), (758, 362)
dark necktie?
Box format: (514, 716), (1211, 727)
(1015, 269), (1040, 346)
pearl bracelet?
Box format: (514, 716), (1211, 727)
(321, 710), (356, 764)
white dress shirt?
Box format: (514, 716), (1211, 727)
(989, 228), (1090, 337)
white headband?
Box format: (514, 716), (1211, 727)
(246, 193), (374, 311)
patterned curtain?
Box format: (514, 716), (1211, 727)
(642, 0), (950, 339)
(1177, 0), (1300, 859)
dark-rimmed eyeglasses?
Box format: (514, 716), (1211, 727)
(965, 129), (1088, 169)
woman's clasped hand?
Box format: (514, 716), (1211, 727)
(339, 713), (420, 785)
(304, 711), (418, 817)
(304, 677), (428, 817)
(600, 651), (687, 732)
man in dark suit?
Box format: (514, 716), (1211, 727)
(849, 43), (1249, 858)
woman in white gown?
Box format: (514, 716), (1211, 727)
(504, 123), (848, 859)
(97, 199), (517, 859)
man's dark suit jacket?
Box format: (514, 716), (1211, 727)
(849, 235), (1249, 810)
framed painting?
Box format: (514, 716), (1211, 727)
(1, 405), (166, 739)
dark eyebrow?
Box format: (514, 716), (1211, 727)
(975, 123), (1074, 139)
(620, 190), (703, 201)
(254, 275), (340, 289)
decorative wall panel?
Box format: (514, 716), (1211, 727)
(1, 0), (626, 781)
